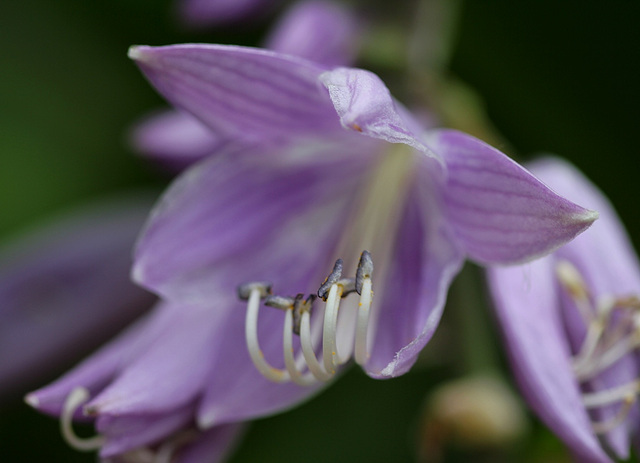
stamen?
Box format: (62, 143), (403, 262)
(239, 253), (376, 385)
(322, 283), (343, 374)
(61, 387), (105, 451)
(243, 285), (290, 383)
(577, 330), (640, 380)
(300, 308), (334, 381)
(355, 250), (374, 295)
(591, 394), (636, 435)
(318, 258), (343, 301)
(283, 308), (318, 386)
(355, 276), (373, 365)
(556, 260), (594, 323)
(582, 380), (640, 408)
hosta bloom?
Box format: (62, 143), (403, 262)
(488, 158), (639, 462)
(0, 195), (153, 401)
(127, 45), (596, 392)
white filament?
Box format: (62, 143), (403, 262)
(245, 280), (373, 385)
(61, 387), (105, 451)
(355, 277), (373, 365)
(245, 288), (290, 383)
(300, 310), (334, 381)
(591, 395), (636, 435)
(322, 284), (343, 375)
(283, 309), (318, 386)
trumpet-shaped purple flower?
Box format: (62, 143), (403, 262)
(488, 158), (640, 462)
(127, 44), (595, 392)
(28, 45), (595, 461)
(0, 195), (154, 401)
(132, 0), (360, 169)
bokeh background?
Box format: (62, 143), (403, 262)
(1, 0), (639, 461)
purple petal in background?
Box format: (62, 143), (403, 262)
(264, 1), (361, 67)
(0, 194), (155, 400)
(431, 130), (597, 264)
(488, 259), (613, 463)
(130, 110), (221, 170)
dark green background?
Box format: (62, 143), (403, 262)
(1, 1), (638, 461)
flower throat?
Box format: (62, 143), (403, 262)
(238, 144), (416, 386)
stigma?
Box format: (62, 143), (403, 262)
(556, 259), (640, 435)
(238, 250), (374, 386)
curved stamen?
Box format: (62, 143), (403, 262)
(245, 288), (290, 383)
(355, 276), (373, 365)
(283, 309), (318, 386)
(323, 284), (343, 374)
(300, 309), (334, 381)
(61, 387), (105, 451)
(591, 394), (636, 435)
(582, 380), (640, 408)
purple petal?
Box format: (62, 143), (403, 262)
(133, 138), (373, 304)
(86, 302), (225, 416)
(319, 68), (434, 154)
(178, 0), (272, 27)
(176, 424), (244, 463)
(128, 44), (341, 144)
(264, 1), (361, 67)
(130, 110), (221, 171)
(488, 259), (613, 463)
(98, 405), (195, 457)
(0, 195), (155, 399)
(364, 159), (465, 377)
(431, 130), (597, 264)
(25, 303), (179, 417)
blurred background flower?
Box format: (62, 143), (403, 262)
(1, 0), (639, 462)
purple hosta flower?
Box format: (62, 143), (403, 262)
(123, 44), (596, 416)
(132, 0), (359, 169)
(488, 158), (640, 462)
(0, 195), (154, 401)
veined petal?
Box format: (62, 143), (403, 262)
(364, 159), (464, 377)
(0, 195), (154, 398)
(196, 303), (327, 427)
(529, 157), (640, 296)
(86, 302), (225, 416)
(264, 0), (360, 67)
(178, 0), (271, 27)
(25, 302), (180, 417)
(488, 259), (613, 463)
(128, 44), (341, 144)
(430, 130), (597, 264)
(130, 110), (221, 170)
(320, 68), (435, 155)
(133, 138), (373, 304)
